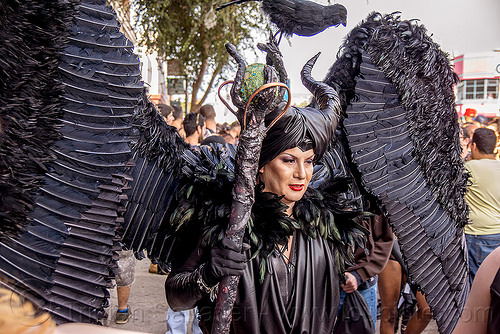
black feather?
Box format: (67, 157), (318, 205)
(218, 0), (347, 37)
(0, 0), (71, 239)
(0, 0), (139, 325)
(149, 143), (367, 284)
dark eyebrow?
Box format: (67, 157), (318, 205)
(280, 153), (315, 160)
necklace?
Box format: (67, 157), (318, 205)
(277, 236), (295, 269)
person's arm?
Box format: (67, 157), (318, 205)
(452, 246), (500, 334)
(348, 214), (394, 283)
(165, 238), (248, 311)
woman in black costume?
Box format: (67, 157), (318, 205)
(164, 42), (364, 333)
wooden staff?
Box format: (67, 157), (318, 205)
(211, 42), (289, 334)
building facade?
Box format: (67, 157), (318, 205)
(454, 51), (500, 117)
(110, 0), (169, 105)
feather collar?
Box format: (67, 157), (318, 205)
(170, 145), (367, 282)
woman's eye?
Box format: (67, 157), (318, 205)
(283, 159), (295, 164)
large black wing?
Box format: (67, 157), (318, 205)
(121, 93), (189, 264)
(323, 13), (469, 334)
(0, 0), (69, 241)
(0, 0), (142, 324)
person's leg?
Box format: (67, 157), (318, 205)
(191, 307), (203, 334)
(466, 233), (481, 286)
(358, 279), (378, 330)
(466, 233), (500, 285)
(404, 290), (432, 334)
(117, 286), (131, 311)
(338, 290), (347, 311)
(378, 260), (402, 334)
(115, 250), (135, 324)
(166, 307), (189, 334)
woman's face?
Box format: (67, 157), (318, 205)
(259, 147), (315, 209)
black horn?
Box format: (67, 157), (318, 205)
(301, 53), (341, 130)
(225, 43), (247, 110)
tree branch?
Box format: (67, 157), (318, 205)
(196, 61), (224, 109)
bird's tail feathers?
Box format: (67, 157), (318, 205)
(216, 0), (259, 11)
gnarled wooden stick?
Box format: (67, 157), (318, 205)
(211, 42), (285, 334)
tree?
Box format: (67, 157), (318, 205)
(130, 0), (266, 112)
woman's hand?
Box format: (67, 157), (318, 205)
(201, 238), (249, 286)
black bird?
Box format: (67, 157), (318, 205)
(217, 0), (347, 38)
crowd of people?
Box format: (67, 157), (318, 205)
(157, 103), (241, 148)
(3, 1), (500, 334)
(4, 102), (496, 334)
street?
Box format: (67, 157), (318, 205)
(106, 258), (169, 333)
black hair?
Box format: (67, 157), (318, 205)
(172, 105), (183, 120)
(259, 104), (333, 169)
(201, 135), (226, 146)
(199, 104), (216, 120)
(158, 104), (173, 118)
(472, 127), (497, 154)
(461, 125), (472, 139)
(183, 113), (205, 137)
(487, 117), (500, 131)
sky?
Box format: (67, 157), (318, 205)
(213, 0), (500, 122)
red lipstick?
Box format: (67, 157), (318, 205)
(289, 184), (304, 191)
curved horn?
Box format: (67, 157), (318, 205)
(301, 52), (341, 128)
(257, 36), (288, 84)
(225, 43), (246, 110)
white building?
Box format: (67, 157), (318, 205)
(454, 51), (500, 117)
(110, 0), (169, 105)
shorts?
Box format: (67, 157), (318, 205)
(116, 250), (136, 287)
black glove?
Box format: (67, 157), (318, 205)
(201, 238), (249, 286)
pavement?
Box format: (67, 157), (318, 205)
(105, 259), (169, 333)
(104, 258), (439, 334)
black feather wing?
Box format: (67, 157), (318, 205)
(344, 54), (468, 334)
(0, 0), (69, 239)
(0, 0), (141, 324)
(121, 154), (180, 263)
(123, 143), (237, 271)
(119, 79), (189, 265)
(324, 13), (468, 334)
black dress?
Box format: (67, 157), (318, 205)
(167, 227), (340, 334)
